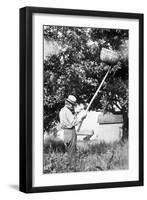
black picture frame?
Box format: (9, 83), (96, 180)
(19, 6), (144, 193)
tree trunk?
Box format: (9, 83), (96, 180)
(122, 109), (128, 140)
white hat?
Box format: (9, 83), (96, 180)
(66, 95), (77, 105)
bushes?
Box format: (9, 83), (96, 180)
(43, 139), (128, 173)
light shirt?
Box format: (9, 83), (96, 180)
(59, 106), (80, 129)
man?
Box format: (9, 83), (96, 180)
(59, 95), (87, 171)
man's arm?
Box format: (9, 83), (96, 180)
(66, 109), (87, 128)
(65, 109), (79, 127)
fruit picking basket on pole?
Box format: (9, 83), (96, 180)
(77, 48), (120, 133)
(100, 48), (120, 65)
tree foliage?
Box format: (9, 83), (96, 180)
(43, 25), (128, 137)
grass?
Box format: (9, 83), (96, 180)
(43, 139), (128, 173)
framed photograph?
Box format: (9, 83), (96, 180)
(19, 7), (144, 193)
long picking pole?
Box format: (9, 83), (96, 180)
(77, 66), (111, 133)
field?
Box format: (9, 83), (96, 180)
(43, 139), (128, 173)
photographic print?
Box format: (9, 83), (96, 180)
(19, 7), (143, 193)
(43, 25), (129, 174)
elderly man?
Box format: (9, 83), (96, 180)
(59, 95), (87, 171)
